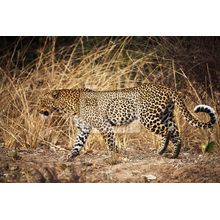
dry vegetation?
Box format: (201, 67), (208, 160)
(0, 36), (219, 182)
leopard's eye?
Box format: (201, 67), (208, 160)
(40, 110), (50, 116)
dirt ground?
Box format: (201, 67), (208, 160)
(1, 142), (220, 183)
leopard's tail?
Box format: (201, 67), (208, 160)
(192, 105), (217, 129)
(173, 93), (217, 129)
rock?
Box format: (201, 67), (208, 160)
(143, 174), (157, 181)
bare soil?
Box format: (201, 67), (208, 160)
(1, 143), (220, 183)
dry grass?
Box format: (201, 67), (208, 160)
(0, 36), (219, 158)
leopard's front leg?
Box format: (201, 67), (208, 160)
(68, 116), (92, 161)
(98, 121), (118, 153)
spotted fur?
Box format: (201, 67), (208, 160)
(38, 83), (217, 159)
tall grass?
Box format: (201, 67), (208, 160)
(0, 37), (219, 156)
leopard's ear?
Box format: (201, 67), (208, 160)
(52, 90), (59, 98)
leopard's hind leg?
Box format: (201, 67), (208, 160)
(160, 103), (182, 158)
(139, 114), (171, 155)
(157, 130), (171, 155)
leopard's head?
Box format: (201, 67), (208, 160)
(38, 89), (80, 117)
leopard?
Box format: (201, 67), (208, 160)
(38, 83), (217, 160)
